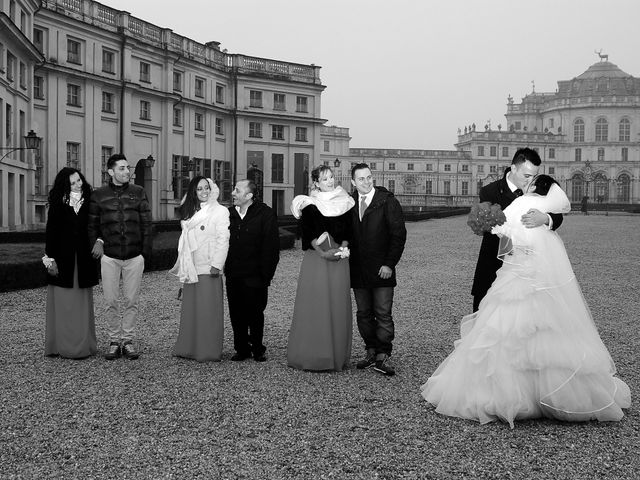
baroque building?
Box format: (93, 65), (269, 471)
(1, 0), (324, 231)
(456, 58), (639, 204)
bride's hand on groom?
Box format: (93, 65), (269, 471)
(521, 209), (548, 229)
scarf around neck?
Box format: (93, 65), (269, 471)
(290, 185), (355, 219)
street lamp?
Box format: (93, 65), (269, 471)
(0, 130), (41, 163)
(334, 158), (341, 168)
(144, 155), (155, 168)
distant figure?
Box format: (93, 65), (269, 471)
(170, 177), (230, 362)
(44, 167), (98, 359)
(581, 196), (589, 215)
(88, 153), (152, 360)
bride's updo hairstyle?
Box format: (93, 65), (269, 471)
(532, 174), (559, 196)
(311, 165), (333, 189)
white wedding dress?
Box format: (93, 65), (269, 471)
(421, 184), (631, 428)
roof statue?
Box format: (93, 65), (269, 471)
(595, 49), (608, 62)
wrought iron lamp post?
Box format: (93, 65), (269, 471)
(0, 130), (42, 163)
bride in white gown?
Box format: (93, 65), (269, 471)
(421, 175), (631, 428)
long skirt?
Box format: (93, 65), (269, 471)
(45, 262), (96, 359)
(287, 249), (352, 371)
(173, 274), (224, 362)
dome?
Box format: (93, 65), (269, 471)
(575, 61), (631, 80)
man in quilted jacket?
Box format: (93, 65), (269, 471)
(88, 153), (152, 360)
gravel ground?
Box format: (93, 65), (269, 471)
(0, 214), (638, 479)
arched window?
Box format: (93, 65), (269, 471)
(573, 119), (584, 142)
(571, 174), (584, 202)
(595, 118), (608, 142)
(594, 173), (608, 202)
(619, 118), (631, 141)
(617, 174), (631, 203)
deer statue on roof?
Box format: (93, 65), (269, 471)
(595, 49), (609, 62)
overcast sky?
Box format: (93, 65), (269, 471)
(104, 0), (640, 150)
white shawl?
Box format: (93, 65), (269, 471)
(290, 186), (355, 219)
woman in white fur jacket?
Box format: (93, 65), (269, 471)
(170, 177), (230, 361)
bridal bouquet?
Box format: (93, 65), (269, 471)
(467, 201), (506, 236)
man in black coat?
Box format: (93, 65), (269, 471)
(349, 163), (407, 376)
(225, 179), (280, 362)
(472, 148), (563, 312)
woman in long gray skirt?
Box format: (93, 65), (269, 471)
(170, 177), (230, 361)
(44, 167), (98, 359)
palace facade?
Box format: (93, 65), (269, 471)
(1, 0), (324, 231)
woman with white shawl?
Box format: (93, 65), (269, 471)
(170, 177), (230, 361)
(287, 165), (355, 371)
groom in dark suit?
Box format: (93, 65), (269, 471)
(471, 148), (564, 311)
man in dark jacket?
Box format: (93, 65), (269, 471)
(225, 179), (280, 362)
(350, 163), (406, 376)
(472, 147), (563, 312)
(88, 153), (152, 360)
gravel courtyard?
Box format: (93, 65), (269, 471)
(1, 214), (638, 479)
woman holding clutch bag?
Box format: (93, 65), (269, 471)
(287, 165), (355, 371)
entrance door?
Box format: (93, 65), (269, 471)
(272, 189), (284, 216)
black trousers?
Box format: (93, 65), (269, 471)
(226, 276), (268, 357)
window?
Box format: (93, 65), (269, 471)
(597, 148), (605, 162)
(323, 140), (330, 152)
(67, 38), (81, 64)
(515, 121), (521, 130)
(549, 118), (555, 128)
(444, 164), (451, 172)
(443, 181), (450, 195)
(490, 146), (497, 157)
(216, 84), (224, 103)
(502, 146), (509, 158)
(388, 163), (396, 171)
(296, 96), (308, 113)
(249, 122), (262, 138)
(477, 165), (484, 173)
(173, 107), (182, 127)
(7, 52), (16, 81)
(407, 163), (414, 171)
(5, 104), (12, 146)
(490, 165), (497, 173)
(66, 142), (80, 169)
(34, 75), (44, 99)
(425, 180), (432, 194)
(461, 164), (469, 172)
(274, 93), (286, 111)
(33, 28), (44, 52)
(548, 148), (555, 159)
(139, 62), (150, 83)
(426, 164), (433, 171)
(101, 48), (115, 73)
(271, 125), (284, 140)
(172, 155), (191, 201)
(574, 119), (585, 142)
(215, 118), (223, 135)
(619, 118), (630, 141)
(173, 72), (182, 92)
(370, 162), (377, 170)
(101, 92), (114, 113)
(461, 181), (469, 196)
(250, 90), (262, 108)
(388, 180), (395, 192)
(195, 77), (204, 98)
(195, 112), (204, 131)
(18, 62), (25, 88)
(622, 147), (628, 161)
(575, 148), (582, 162)
(101, 147), (113, 185)
(477, 180), (483, 191)
(140, 100), (150, 120)
(20, 11), (26, 32)
(214, 159), (232, 201)
(295, 127), (307, 142)
(271, 153), (284, 183)
(9, 0), (15, 21)
(595, 118), (608, 142)
(67, 84), (81, 106)
(477, 146), (485, 156)
(548, 167), (555, 175)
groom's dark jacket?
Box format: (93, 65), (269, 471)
(471, 168), (563, 308)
